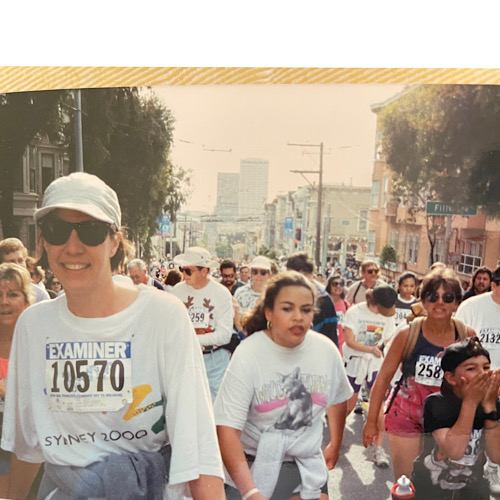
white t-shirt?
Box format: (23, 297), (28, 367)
(2, 286), (223, 495)
(172, 278), (234, 347)
(342, 302), (396, 362)
(234, 284), (262, 313)
(456, 292), (500, 368)
(31, 282), (50, 303)
(214, 330), (353, 457)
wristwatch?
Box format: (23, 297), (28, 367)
(483, 410), (498, 421)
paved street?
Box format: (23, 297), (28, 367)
(327, 411), (394, 500)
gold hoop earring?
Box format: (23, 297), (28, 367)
(266, 320), (272, 330)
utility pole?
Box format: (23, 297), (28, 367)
(74, 90), (84, 172)
(288, 142), (324, 268)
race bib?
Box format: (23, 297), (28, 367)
(394, 307), (410, 326)
(188, 306), (209, 328)
(415, 355), (442, 386)
(453, 429), (482, 467)
(46, 341), (132, 412)
(479, 329), (500, 347)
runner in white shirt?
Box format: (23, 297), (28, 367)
(2, 172), (224, 499)
(456, 265), (500, 495)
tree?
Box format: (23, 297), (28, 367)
(378, 85), (500, 263)
(0, 91), (66, 237)
(257, 245), (278, 261)
(64, 88), (190, 258)
(379, 244), (397, 269)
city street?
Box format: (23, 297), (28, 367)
(327, 411), (394, 500)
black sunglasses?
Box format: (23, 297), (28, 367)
(366, 269), (379, 275)
(251, 269), (269, 276)
(39, 218), (113, 247)
(221, 273), (235, 279)
(332, 281), (344, 287)
(425, 291), (456, 303)
(179, 266), (200, 276)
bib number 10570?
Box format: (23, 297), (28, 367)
(51, 359), (125, 393)
(45, 341), (133, 412)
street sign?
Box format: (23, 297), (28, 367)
(284, 217), (294, 239)
(425, 201), (477, 216)
(156, 213), (171, 236)
(342, 220), (350, 225)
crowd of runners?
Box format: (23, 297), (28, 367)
(0, 172), (499, 500)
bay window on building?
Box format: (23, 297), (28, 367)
(458, 240), (483, 275)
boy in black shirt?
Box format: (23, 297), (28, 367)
(412, 337), (500, 499)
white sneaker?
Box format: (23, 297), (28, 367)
(353, 398), (364, 414)
(374, 446), (390, 468)
(485, 464), (500, 495)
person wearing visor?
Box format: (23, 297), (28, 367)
(363, 267), (474, 482)
(411, 337), (500, 499)
(343, 281), (397, 468)
(1, 172), (224, 499)
(172, 246), (234, 401)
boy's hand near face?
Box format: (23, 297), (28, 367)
(461, 370), (491, 407)
(482, 369), (500, 413)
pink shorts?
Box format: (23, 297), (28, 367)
(384, 377), (439, 437)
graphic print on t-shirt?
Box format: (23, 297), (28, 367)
(274, 367), (313, 431)
(356, 324), (383, 346)
(183, 295), (215, 328)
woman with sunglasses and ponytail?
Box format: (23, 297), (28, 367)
(1, 173), (224, 499)
(363, 267), (474, 482)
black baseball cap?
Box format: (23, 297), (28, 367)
(441, 337), (490, 373)
(372, 282), (397, 317)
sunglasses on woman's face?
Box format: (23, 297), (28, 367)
(251, 269), (269, 276)
(425, 291), (456, 303)
(38, 218), (113, 247)
(332, 281), (344, 287)
(179, 266), (199, 276)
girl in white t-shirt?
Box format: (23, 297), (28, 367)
(215, 271), (352, 500)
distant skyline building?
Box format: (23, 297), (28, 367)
(215, 172), (239, 220)
(239, 158), (269, 220)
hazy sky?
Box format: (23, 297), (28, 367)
(154, 84), (404, 212)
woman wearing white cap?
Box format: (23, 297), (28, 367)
(1, 173), (224, 499)
(234, 256), (272, 333)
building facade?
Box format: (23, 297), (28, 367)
(1, 136), (69, 252)
(368, 91), (500, 282)
(239, 158), (269, 219)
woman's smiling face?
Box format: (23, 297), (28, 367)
(43, 209), (120, 295)
(0, 279), (28, 330)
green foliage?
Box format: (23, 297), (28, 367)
(215, 243), (232, 259)
(379, 85), (500, 217)
(379, 244), (396, 268)
(65, 88), (190, 257)
(257, 245), (278, 261)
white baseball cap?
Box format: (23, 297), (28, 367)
(249, 255), (272, 271)
(34, 172), (121, 228)
(174, 246), (217, 269)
